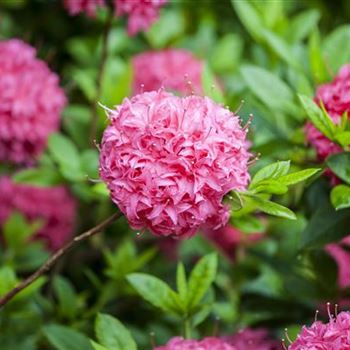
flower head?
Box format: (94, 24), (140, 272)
(0, 39), (66, 164)
(63, 0), (105, 17)
(224, 328), (281, 350)
(288, 308), (350, 350)
(99, 90), (250, 238)
(115, 0), (167, 36)
(0, 177), (76, 250)
(132, 49), (203, 95)
(154, 336), (236, 350)
(203, 224), (263, 260)
(305, 64), (350, 162)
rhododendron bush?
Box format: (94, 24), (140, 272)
(2, 1), (350, 349)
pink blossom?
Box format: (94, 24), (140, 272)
(224, 328), (281, 350)
(326, 236), (350, 289)
(115, 0), (167, 36)
(154, 336), (236, 350)
(0, 177), (76, 251)
(0, 39), (66, 164)
(63, 0), (105, 17)
(132, 50), (203, 95)
(305, 63), (350, 163)
(99, 90), (250, 238)
(289, 310), (350, 350)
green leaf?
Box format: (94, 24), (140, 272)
(201, 64), (225, 104)
(327, 153), (350, 185)
(335, 131), (350, 147)
(95, 314), (137, 350)
(245, 194), (296, 220)
(48, 133), (84, 181)
(289, 9), (320, 43)
(53, 276), (78, 319)
(81, 149), (99, 179)
(298, 94), (335, 139)
(250, 161), (290, 187)
(187, 253), (217, 310)
(331, 185), (350, 210)
(262, 30), (300, 69)
(231, 215), (266, 234)
(241, 65), (298, 116)
(231, 0), (264, 41)
(13, 167), (63, 187)
(90, 341), (109, 350)
(176, 262), (187, 303)
(251, 179), (288, 195)
(44, 325), (93, 350)
(309, 29), (329, 83)
(277, 168), (320, 186)
(301, 204), (350, 248)
(229, 191), (244, 211)
(0, 266), (17, 296)
(323, 25), (350, 72)
(127, 273), (181, 314)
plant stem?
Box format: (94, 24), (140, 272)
(89, 9), (114, 144)
(0, 212), (121, 308)
(184, 318), (192, 339)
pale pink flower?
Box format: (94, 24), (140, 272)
(63, 0), (105, 17)
(115, 0), (167, 36)
(224, 328), (281, 350)
(288, 309), (350, 350)
(99, 90), (250, 238)
(154, 336), (236, 350)
(203, 224), (263, 260)
(0, 177), (76, 251)
(305, 63), (350, 163)
(0, 39), (66, 164)
(132, 50), (203, 95)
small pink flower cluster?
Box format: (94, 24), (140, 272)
(99, 90), (250, 238)
(0, 177), (76, 251)
(305, 64), (350, 162)
(132, 49), (203, 95)
(64, 0), (167, 35)
(288, 310), (350, 349)
(0, 39), (66, 164)
(154, 336), (236, 350)
(224, 328), (282, 350)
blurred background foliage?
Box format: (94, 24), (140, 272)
(1, 0), (350, 349)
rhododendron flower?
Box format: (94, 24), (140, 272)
(203, 224), (263, 260)
(288, 309), (350, 349)
(99, 90), (250, 238)
(0, 177), (76, 251)
(115, 0), (167, 36)
(63, 0), (105, 17)
(305, 63), (350, 162)
(326, 236), (350, 289)
(132, 49), (203, 95)
(64, 0), (166, 35)
(0, 39), (66, 164)
(154, 336), (236, 350)
(224, 328), (281, 350)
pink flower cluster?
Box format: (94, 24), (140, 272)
(132, 50), (203, 95)
(224, 328), (281, 350)
(305, 64), (350, 162)
(0, 39), (66, 164)
(288, 310), (350, 350)
(326, 236), (350, 289)
(0, 177), (76, 251)
(64, 0), (167, 35)
(155, 337), (236, 350)
(203, 224), (263, 261)
(99, 90), (250, 238)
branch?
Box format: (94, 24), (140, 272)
(90, 9), (114, 144)
(0, 212), (122, 308)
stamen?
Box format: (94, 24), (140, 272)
(243, 114), (253, 131)
(284, 328), (292, 344)
(140, 84), (145, 93)
(93, 139), (101, 151)
(235, 99), (245, 115)
(327, 302), (333, 320)
(149, 332), (156, 348)
(314, 309), (319, 322)
(281, 339), (287, 350)
(335, 303), (339, 317)
(212, 316), (220, 337)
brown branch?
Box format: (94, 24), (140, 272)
(0, 212), (122, 308)
(89, 9), (114, 144)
